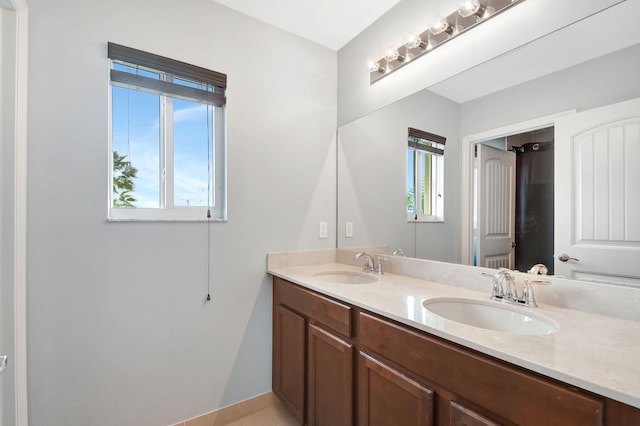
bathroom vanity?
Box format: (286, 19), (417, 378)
(268, 250), (640, 425)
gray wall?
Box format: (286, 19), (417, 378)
(1, 7), (17, 426)
(460, 44), (640, 136)
(338, 88), (460, 261)
(26, 0), (336, 424)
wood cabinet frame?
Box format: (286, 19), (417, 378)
(273, 277), (640, 426)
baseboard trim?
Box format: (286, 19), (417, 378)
(172, 391), (281, 426)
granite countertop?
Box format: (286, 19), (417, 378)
(268, 262), (640, 409)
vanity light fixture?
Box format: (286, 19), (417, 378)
(429, 19), (454, 36)
(368, 59), (385, 74)
(403, 32), (427, 51)
(384, 46), (405, 63)
(426, 36), (438, 51)
(458, 0), (486, 19)
(369, 0), (526, 84)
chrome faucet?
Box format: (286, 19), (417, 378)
(521, 280), (538, 307)
(490, 268), (543, 307)
(527, 263), (548, 275)
(354, 252), (383, 275)
(392, 248), (407, 257)
(491, 268), (517, 302)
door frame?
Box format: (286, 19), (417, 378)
(460, 110), (574, 266)
(2, 0), (29, 424)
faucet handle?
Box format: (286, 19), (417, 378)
(521, 278), (551, 307)
(521, 280), (537, 307)
(374, 256), (384, 275)
(491, 278), (504, 300)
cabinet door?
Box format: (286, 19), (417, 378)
(308, 323), (354, 426)
(273, 304), (305, 424)
(450, 401), (500, 426)
(358, 352), (434, 426)
(358, 311), (604, 425)
(606, 398), (640, 426)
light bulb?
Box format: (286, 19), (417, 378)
(383, 46), (405, 63)
(403, 33), (427, 50)
(429, 19), (453, 36)
(384, 46), (398, 62)
(367, 59), (384, 73)
(459, 0), (486, 18)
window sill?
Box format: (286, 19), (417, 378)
(107, 217), (227, 223)
(407, 216), (444, 223)
(108, 207), (226, 222)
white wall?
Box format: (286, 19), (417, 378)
(460, 44), (640, 136)
(26, 0), (336, 424)
(1, 7), (17, 426)
(337, 0), (627, 126)
(337, 88), (460, 261)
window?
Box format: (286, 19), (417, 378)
(108, 42), (227, 221)
(407, 127), (445, 222)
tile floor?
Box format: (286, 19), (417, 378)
(220, 401), (299, 426)
(176, 392), (299, 426)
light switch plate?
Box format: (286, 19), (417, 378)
(345, 222), (353, 238)
(319, 221), (328, 239)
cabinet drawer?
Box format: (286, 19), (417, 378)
(274, 277), (352, 337)
(450, 401), (499, 426)
(358, 311), (604, 426)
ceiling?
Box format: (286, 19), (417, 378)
(210, 0), (402, 50)
(429, 0), (640, 103)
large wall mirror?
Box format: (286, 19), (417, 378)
(337, 2), (640, 284)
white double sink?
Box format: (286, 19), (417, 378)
(313, 270), (559, 336)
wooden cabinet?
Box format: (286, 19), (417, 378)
(358, 311), (604, 425)
(358, 352), (434, 426)
(273, 277), (354, 426)
(308, 324), (353, 426)
(273, 304), (306, 423)
(272, 277), (640, 426)
(449, 401), (500, 426)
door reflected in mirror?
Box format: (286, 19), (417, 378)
(473, 127), (554, 274)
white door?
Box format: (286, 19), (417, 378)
(476, 144), (516, 269)
(555, 97), (640, 285)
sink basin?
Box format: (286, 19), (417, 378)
(314, 271), (377, 284)
(422, 298), (559, 335)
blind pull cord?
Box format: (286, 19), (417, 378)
(206, 97), (212, 303)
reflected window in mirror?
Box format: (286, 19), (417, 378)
(407, 128), (445, 222)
